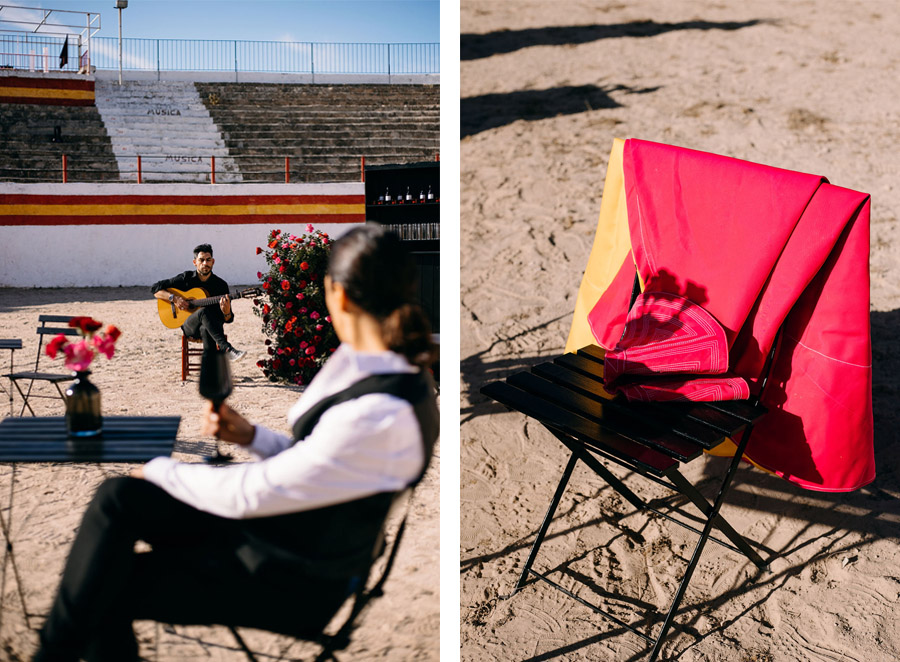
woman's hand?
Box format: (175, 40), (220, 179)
(201, 401), (255, 446)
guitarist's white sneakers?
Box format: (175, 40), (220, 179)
(227, 347), (246, 362)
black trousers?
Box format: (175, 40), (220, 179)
(35, 477), (350, 662)
(180, 306), (229, 353)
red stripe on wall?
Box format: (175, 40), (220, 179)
(0, 96), (93, 106)
(0, 214), (366, 226)
(0, 77), (95, 91)
(0, 194), (365, 205)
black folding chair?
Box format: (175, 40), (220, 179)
(481, 282), (776, 661)
(0, 338), (22, 415)
(219, 489), (417, 662)
(6, 315), (79, 416)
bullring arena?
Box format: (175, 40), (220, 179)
(0, 5), (440, 659)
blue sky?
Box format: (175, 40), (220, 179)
(0, 1), (439, 43)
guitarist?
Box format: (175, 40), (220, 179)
(151, 243), (246, 361)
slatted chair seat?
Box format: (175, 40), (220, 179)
(481, 341), (773, 660)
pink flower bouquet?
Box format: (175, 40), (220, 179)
(46, 317), (122, 372)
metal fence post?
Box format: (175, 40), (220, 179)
(61, 155), (67, 183)
(234, 40), (238, 82)
(137, 155), (142, 184)
(211, 156), (216, 185)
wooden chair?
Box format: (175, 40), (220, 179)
(181, 335), (204, 381)
(5, 316), (79, 417)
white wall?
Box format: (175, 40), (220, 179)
(0, 182), (364, 288)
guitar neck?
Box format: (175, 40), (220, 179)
(192, 292), (241, 308)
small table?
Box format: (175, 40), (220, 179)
(0, 415), (180, 462)
(0, 415), (180, 640)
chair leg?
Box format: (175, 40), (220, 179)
(181, 336), (189, 382)
(505, 451), (579, 598)
(12, 379), (35, 417)
(646, 424), (760, 662)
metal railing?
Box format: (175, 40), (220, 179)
(0, 33), (439, 75)
(0, 153), (441, 184)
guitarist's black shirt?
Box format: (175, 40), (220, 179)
(151, 269), (233, 325)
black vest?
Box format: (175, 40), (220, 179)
(236, 370), (439, 580)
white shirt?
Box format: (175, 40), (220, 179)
(143, 344), (425, 519)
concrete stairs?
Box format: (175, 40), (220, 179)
(0, 104), (119, 182)
(94, 80), (241, 183)
(196, 83), (439, 183)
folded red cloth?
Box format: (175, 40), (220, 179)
(612, 375), (750, 403)
(603, 290), (749, 402)
(587, 138), (873, 492)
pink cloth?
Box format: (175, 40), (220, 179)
(587, 139), (873, 492)
(602, 291), (749, 402)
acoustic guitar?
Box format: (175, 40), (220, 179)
(157, 286), (262, 329)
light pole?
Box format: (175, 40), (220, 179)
(115, 0), (127, 85)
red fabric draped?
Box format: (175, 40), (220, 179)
(587, 139), (873, 492)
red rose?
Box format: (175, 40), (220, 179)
(69, 317), (102, 334)
(262, 282), (270, 290)
(279, 265), (286, 273)
(305, 346), (316, 355)
(300, 262), (310, 271)
(281, 280), (290, 290)
(45, 334), (68, 359)
(268, 239), (278, 249)
(298, 281), (307, 289)
(256, 247), (263, 255)
(104, 324), (122, 341)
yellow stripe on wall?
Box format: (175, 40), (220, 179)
(0, 203), (364, 216)
(1, 87), (95, 100)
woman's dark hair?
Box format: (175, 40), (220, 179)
(328, 225), (436, 368)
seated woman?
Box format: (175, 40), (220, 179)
(34, 226), (439, 662)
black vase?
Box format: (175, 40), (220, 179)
(66, 370), (102, 437)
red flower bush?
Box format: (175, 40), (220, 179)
(254, 227), (339, 385)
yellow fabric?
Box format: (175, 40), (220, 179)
(564, 138), (633, 354)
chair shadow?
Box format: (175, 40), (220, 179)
(464, 308), (900, 660)
(461, 84), (660, 139)
(461, 312), (570, 424)
(461, 19), (770, 61)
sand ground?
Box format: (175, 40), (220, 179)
(0, 286), (439, 660)
(461, 2), (900, 661)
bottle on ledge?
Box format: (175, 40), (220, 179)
(405, 186), (412, 204)
(419, 189), (426, 203)
(427, 185), (434, 202)
(377, 190), (385, 205)
(384, 187), (392, 204)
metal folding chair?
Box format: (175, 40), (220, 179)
(5, 315), (79, 416)
(0, 338), (22, 415)
(481, 280), (776, 661)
